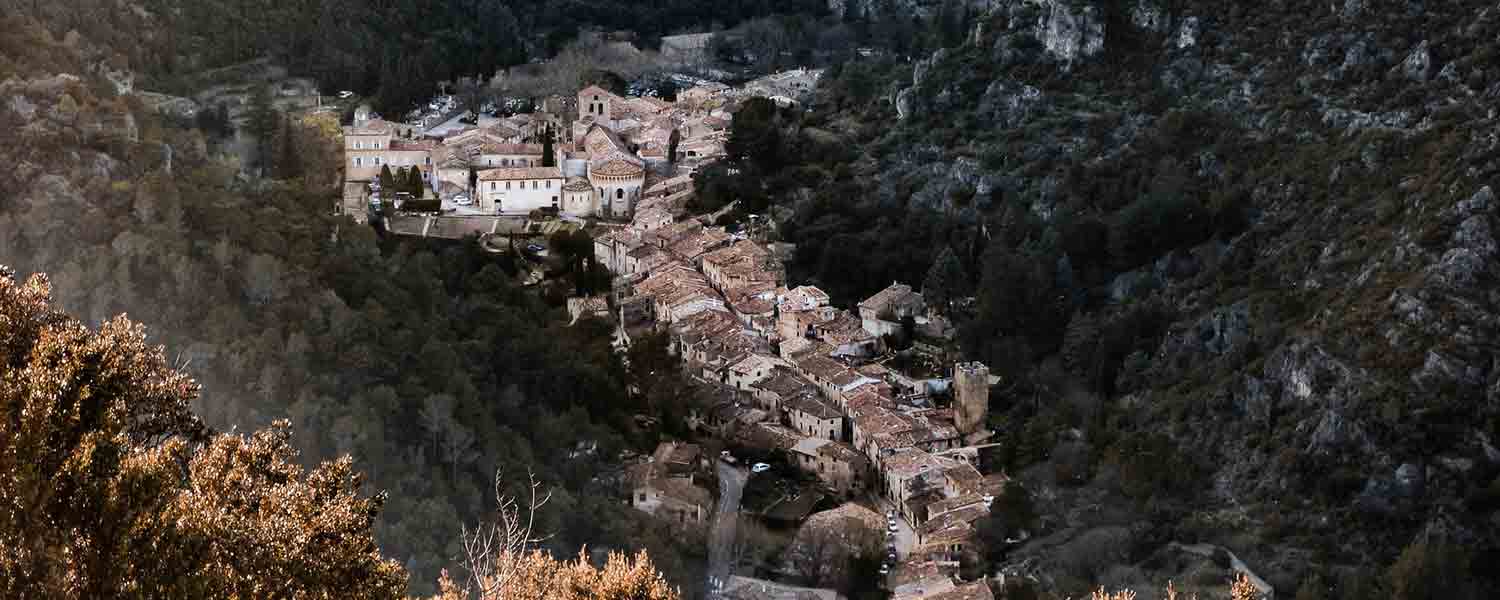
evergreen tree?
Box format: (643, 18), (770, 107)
(726, 97), (781, 173)
(667, 128), (681, 164)
(467, 165), (479, 197)
(247, 86), (280, 174)
(195, 102), (232, 137)
(274, 115), (303, 180)
(541, 125), (555, 167)
(378, 164), (396, 195)
(922, 245), (969, 315)
(408, 166), (425, 197)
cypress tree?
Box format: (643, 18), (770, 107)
(541, 125), (555, 167)
(408, 166), (425, 197)
(378, 165), (396, 196)
(247, 86), (280, 174)
(275, 115), (303, 180)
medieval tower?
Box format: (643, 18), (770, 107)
(954, 362), (990, 436)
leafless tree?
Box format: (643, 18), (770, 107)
(786, 521), (879, 589)
(729, 516), (781, 571)
(459, 470), (553, 599)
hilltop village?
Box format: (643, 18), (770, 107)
(339, 69), (1004, 600)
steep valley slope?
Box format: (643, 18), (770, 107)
(774, 0), (1500, 595)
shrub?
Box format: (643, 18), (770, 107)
(1386, 540), (1476, 600)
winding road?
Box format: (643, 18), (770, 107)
(704, 461), (748, 598)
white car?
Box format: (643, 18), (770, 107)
(337, 90), (354, 99)
(750, 463), (770, 474)
(453, 194), (473, 206)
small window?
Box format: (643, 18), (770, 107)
(425, 156), (431, 165)
(490, 182), (496, 190)
(354, 157), (362, 166)
(506, 182), (511, 190)
(546, 180), (552, 189)
(373, 157), (381, 165)
(616, 189), (624, 199)
(532, 181), (538, 190)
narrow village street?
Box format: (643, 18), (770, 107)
(704, 462), (747, 598)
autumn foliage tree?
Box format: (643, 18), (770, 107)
(0, 267), (406, 598)
(429, 471), (680, 600)
(430, 550), (678, 600)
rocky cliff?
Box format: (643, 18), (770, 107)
(865, 0), (1499, 592)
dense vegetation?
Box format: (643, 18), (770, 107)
(132, 0), (823, 113)
(0, 13), (706, 595)
(8, 0), (1500, 598)
(695, 1), (1500, 597)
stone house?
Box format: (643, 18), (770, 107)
(344, 119), (436, 183)
(784, 390), (843, 441)
(629, 475), (712, 526)
(726, 353), (786, 391)
(626, 441), (713, 526)
(811, 311), (880, 358)
(857, 282), (926, 339)
(785, 437), (870, 497)
(699, 240), (781, 293)
(747, 367), (817, 414)
(726, 283), (779, 335)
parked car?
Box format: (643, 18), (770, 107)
(719, 450), (737, 464)
(337, 90), (354, 99)
(453, 194), (472, 206)
(525, 243), (545, 253)
(751, 463), (770, 474)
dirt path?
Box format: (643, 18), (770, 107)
(1168, 542), (1275, 598)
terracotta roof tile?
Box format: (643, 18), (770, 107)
(477, 166), (564, 181)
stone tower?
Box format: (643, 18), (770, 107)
(954, 362), (990, 436)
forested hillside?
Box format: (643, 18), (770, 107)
(696, 0), (1500, 597)
(7, 0), (1500, 598)
(138, 0), (823, 112)
(0, 11), (704, 595)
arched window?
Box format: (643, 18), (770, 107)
(616, 188), (624, 199)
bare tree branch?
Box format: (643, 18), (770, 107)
(459, 469), (554, 599)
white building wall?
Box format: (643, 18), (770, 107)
(562, 157), (590, 177)
(562, 190), (595, 216)
(480, 177), (564, 213)
(591, 178), (644, 219)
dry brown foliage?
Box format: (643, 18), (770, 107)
(1087, 573), (1261, 600)
(0, 268), (406, 598)
(430, 549), (678, 600)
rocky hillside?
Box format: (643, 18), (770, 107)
(819, 0), (1500, 594)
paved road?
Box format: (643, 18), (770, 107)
(871, 495), (914, 560)
(705, 462), (748, 598)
